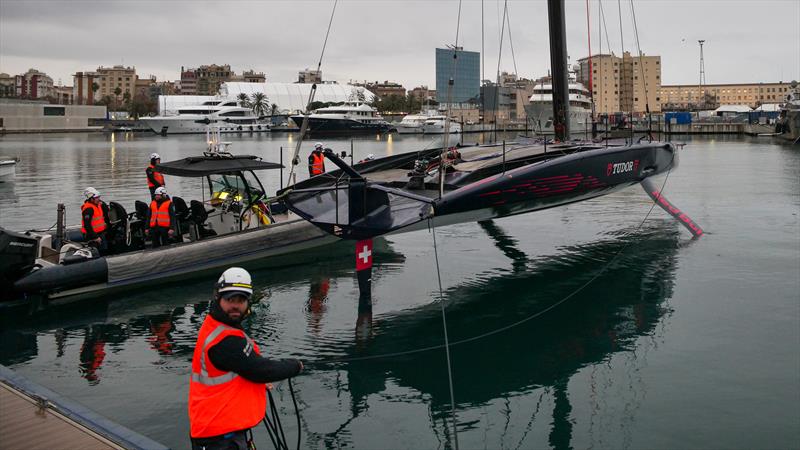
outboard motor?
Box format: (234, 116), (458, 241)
(0, 227), (39, 301)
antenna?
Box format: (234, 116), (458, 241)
(698, 40), (706, 86)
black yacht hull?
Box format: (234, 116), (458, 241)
(290, 116), (390, 136)
(281, 142), (678, 240)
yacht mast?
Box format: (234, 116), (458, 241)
(548, 0), (570, 140)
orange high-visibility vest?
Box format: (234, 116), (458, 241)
(80, 202), (107, 235)
(188, 315), (266, 438)
(310, 152), (325, 176)
(147, 164), (165, 188)
(149, 199), (172, 228)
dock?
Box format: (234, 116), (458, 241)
(0, 364), (168, 450)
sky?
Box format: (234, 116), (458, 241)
(1, 0), (798, 89)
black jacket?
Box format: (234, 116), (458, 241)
(206, 301), (302, 383)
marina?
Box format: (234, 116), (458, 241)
(0, 131), (797, 449)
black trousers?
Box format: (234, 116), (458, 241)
(191, 429), (252, 450)
(150, 227), (171, 248)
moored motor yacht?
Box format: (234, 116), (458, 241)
(0, 157), (17, 181)
(290, 101), (391, 136)
(395, 114), (430, 134)
(141, 99), (271, 135)
(422, 115), (462, 134)
(525, 81), (593, 136)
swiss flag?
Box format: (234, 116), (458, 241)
(355, 239), (373, 271)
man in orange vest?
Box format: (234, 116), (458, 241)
(81, 187), (109, 254)
(189, 267), (303, 450)
(146, 153), (166, 199)
(145, 186), (176, 248)
(308, 142), (326, 177)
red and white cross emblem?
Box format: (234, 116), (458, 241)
(355, 239), (373, 271)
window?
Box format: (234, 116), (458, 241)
(43, 106), (65, 116)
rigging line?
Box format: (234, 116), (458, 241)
(505, 1), (519, 78)
(432, 219), (460, 450)
(287, 0), (339, 185)
(492, 0), (509, 143)
(440, 0), (463, 199)
(628, 0), (653, 138)
(307, 154), (677, 367)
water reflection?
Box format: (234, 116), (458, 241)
(305, 222), (683, 449)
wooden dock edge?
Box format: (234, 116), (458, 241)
(0, 364), (170, 450)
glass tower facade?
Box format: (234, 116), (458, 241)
(435, 48), (480, 104)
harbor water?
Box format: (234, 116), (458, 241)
(0, 132), (798, 449)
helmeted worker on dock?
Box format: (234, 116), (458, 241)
(189, 267), (303, 450)
(146, 153), (166, 199)
(145, 186), (176, 248)
(81, 187), (109, 254)
(308, 142), (326, 177)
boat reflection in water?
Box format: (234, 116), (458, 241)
(0, 224), (686, 448)
(306, 220), (686, 449)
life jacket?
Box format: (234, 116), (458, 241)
(310, 152), (325, 176)
(149, 199), (172, 228)
(188, 315), (266, 438)
(147, 164), (165, 188)
(81, 201), (107, 235)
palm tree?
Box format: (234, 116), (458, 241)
(250, 92), (268, 117)
(237, 93), (250, 108)
(91, 82), (99, 105)
(270, 103), (278, 117)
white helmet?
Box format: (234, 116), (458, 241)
(154, 186), (168, 196)
(83, 187), (100, 199)
(150, 153), (161, 161)
(216, 267), (253, 298)
(314, 142), (324, 150)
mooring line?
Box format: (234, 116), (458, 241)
(431, 219), (460, 450)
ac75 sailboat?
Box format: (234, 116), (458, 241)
(279, 0), (702, 242)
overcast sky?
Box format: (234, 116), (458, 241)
(1, 0), (798, 89)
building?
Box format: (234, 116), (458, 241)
(0, 73), (14, 97)
(194, 64), (233, 96)
(0, 103), (106, 132)
(96, 65), (137, 100)
(435, 47), (480, 104)
(241, 70), (266, 83)
(135, 76), (156, 98)
(53, 85), (74, 105)
(351, 80), (406, 99)
(659, 82), (794, 110)
(72, 71), (100, 105)
(409, 86), (436, 103)
(575, 51), (662, 114)
(298, 68), (322, 84)
(14, 69), (54, 99)
(179, 68), (196, 95)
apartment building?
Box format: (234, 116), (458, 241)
(575, 51), (662, 114)
(96, 65), (137, 99)
(659, 82), (794, 110)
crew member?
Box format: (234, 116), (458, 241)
(189, 268), (303, 450)
(81, 187), (108, 254)
(146, 152), (166, 199)
(145, 186), (176, 248)
(308, 142), (326, 177)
